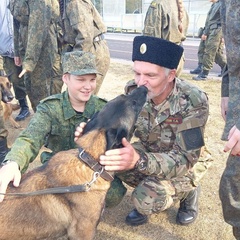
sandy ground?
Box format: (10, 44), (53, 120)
(6, 59), (235, 240)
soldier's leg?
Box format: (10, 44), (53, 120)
(219, 155), (240, 237)
(215, 40), (227, 76)
(3, 56), (31, 121)
(50, 53), (63, 95)
(190, 40), (205, 74)
(93, 40), (110, 94)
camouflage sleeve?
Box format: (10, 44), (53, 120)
(5, 103), (53, 173)
(22, 0), (53, 71)
(143, 2), (167, 38)
(66, 0), (94, 52)
(13, 19), (20, 57)
(135, 92), (209, 180)
(221, 65), (229, 97)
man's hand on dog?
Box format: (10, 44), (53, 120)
(75, 122), (139, 171)
(0, 162), (21, 202)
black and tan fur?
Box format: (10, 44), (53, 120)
(0, 86), (147, 240)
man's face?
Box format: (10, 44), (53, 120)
(63, 73), (96, 104)
(133, 61), (175, 103)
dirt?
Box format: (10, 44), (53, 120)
(6, 59), (234, 240)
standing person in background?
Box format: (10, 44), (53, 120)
(192, 0), (226, 81)
(218, 1), (240, 239)
(58, 0), (110, 94)
(143, 0), (189, 76)
(9, 0), (63, 112)
(0, 0), (30, 121)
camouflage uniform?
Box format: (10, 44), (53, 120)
(106, 78), (211, 214)
(219, 1), (240, 239)
(200, 0), (226, 73)
(4, 91), (107, 173)
(9, 0), (63, 112)
(143, 0), (189, 76)
(59, 0), (110, 94)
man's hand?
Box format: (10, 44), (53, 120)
(224, 125), (240, 156)
(14, 56), (22, 67)
(0, 161), (21, 202)
(99, 138), (140, 171)
(18, 69), (27, 78)
(221, 97), (229, 121)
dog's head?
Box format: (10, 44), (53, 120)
(0, 76), (14, 103)
(83, 86), (148, 150)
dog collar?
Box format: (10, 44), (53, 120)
(78, 146), (114, 182)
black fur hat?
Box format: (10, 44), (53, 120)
(132, 36), (184, 70)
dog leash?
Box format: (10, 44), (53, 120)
(0, 171), (102, 198)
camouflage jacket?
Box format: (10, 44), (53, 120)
(203, 1), (222, 36)
(131, 78), (209, 188)
(143, 0), (189, 44)
(9, 0), (60, 72)
(220, 0), (240, 140)
(5, 91), (107, 173)
(60, 0), (106, 52)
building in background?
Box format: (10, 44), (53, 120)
(91, 0), (212, 37)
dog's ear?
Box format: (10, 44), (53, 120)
(83, 112), (99, 134)
(106, 127), (128, 150)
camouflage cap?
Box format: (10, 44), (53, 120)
(62, 51), (102, 76)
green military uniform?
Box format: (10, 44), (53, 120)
(0, 56), (5, 75)
(5, 91), (107, 173)
(143, 0), (189, 76)
(9, 0), (63, 111)
(107, 78), (211, 214)
(201, 0), (226, 73)
(59, 0), (110, 94)
(219, 0), (240, 239)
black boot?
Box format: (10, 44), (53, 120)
(176, 185), (200, 225)
(190, 64), (202, 74)
(192, 70), (209, 81)
(15, 98), (30, 121)
(0, 138), (9, 164)
(125, 209), (148, 226)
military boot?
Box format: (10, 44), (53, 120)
(190, 64), (202, 74)
(15, 97), (30, 121)
(176, 185), (201, 225)
(0, 138), (9, 164)
(192, 70), (209, 81)
(125, 209), (148, 226)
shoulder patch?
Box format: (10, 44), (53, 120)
(181, 127), (204, 151)
(40, 94), (62, 103)
(150, 1), (157, 8)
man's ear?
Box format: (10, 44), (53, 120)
(106, 127), (128, 150)
(168, 69), (176, 83)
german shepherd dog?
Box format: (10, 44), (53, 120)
(0, 76), (20, 128)
(0, 86), (148, 240)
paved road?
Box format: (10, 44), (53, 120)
(105, 32), (222, 76)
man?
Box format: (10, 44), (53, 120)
(192, 0), (226, 81)
(58, 0), (110, 94)
(9, 0), (63, 112)
(218, 0), (240, 239)
(0, 0), (30, 121)
(76, 36), (211, 226)
(143, 0), (189, 76)
(0, 51), (107, 200)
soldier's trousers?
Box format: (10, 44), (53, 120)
(201, 28), (226, 71)
(24, 53), (63, 112)
(92, 39), (110, 94)
(219, 155), (240, 240)
(0, 92), (8, 139)
(3, 56), (27, 101)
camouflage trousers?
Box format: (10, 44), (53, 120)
(24, 53), (63, 112)
(3, 56), (27, 100)
(92, 39), (110, 95)
(0, 92), (8, 139)
(219, 154), (240, 240)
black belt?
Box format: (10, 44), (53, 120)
(93, 34), (104, 42)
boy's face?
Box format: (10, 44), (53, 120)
(63, 73), (97, 104)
